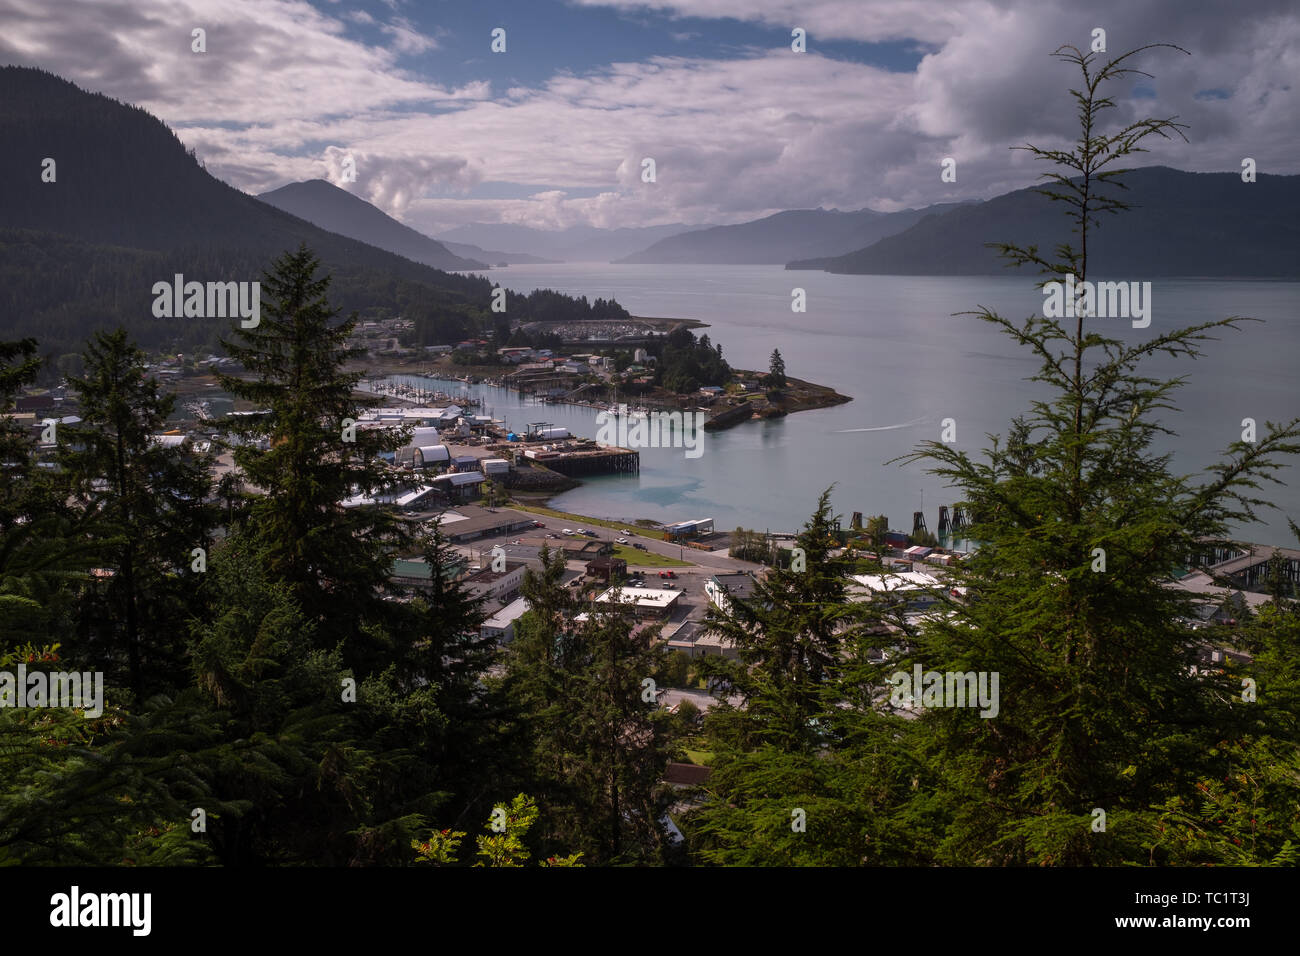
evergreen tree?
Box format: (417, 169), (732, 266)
(893, 43), (1300, 865)
(217, 245), (411, 673)
(0, 338), (42, 527)
(59, 328), (212, 698)
(768, 349), (786, 388)
(499, 548), (678, 863)
(688, 490), (918, 864)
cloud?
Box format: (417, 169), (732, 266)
(321, 146), (482, 215)
(379, 15), (440, 55)
(2, 0), (1296, 234)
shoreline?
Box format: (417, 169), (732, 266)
(350, 358), (852, 426)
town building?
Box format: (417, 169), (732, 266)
(705, 572), (757, 616)
(585, 557), (628, 583)
(594, 585), (681, 619)
(430, 505), (537, 543)
(462, 560), (528, 606)
(480, 596), (530, 644)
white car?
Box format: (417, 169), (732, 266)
(616, 537), (629, 544)
(562, 529), (574, 535)
(620, 529), (632, 535)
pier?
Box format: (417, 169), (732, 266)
(506, 435), (640, 477)
(522, 444), (640, 477)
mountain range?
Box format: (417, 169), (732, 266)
(0, 66), (611, 357)
(257, 180), (487, 271)
(618, 205), (966, 264)
(435, 222), (701, 262)
(3, 64), (1292, 367)
(788, 167), (1300, 277)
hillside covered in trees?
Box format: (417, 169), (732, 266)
(0, 67), (628, 358)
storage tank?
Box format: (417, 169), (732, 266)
(536, 427), (571, 440)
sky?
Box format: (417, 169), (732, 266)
(2, 0), (1297, 235)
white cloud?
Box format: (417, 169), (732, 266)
(1, 0), (1295, 233)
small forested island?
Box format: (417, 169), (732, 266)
(364, 318), (851, 427)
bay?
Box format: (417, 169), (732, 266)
(393, 265), (1300, 545)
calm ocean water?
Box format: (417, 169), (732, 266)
(398, 265), (1300, 544)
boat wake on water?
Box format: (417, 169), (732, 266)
(835, 416), (929, 434)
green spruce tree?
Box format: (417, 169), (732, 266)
(218, 245), (411, 673)
(893, 43), (1300, 865)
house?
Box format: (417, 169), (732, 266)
(342, 483), (442, 511)
(480, 596), (530, 644)
(462, 560), (528, 605)
(705, 572), (757, 615)
(663, 762), (713, 788)
(391, 553), (466, 589)
(450, 455), (480, 473)
(849, 571), (943, 613)
(15, 394), (55, 413)
(585, 557), (627, 583)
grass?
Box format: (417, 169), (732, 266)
(510, 504), (693, 566)
(509, 502), (648, 533)
(610, 545), (691, 568)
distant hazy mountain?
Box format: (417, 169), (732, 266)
(437, 222), (702, 262)
(789, 167), (1300, 277)
(618, 205), (964, 264)
(439, 240), (560, 266)
(258, 179), (486, 271)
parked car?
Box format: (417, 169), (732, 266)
(633, 543), (647, 551)
(533, 521), (546, 528)
(562, 529), (574, 536)
(620, 529), (632, 535)
(616, 537), (629, 544)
